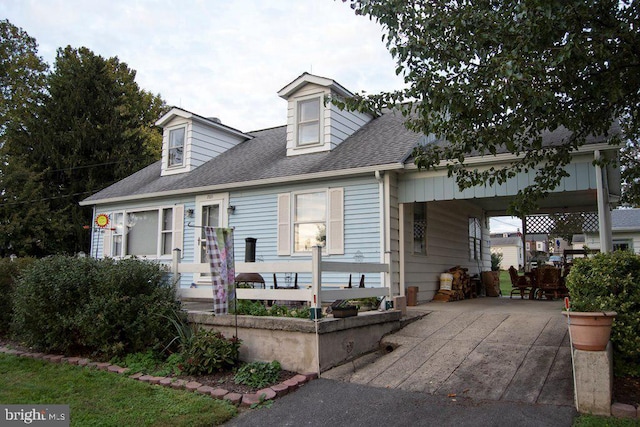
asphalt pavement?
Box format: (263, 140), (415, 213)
(225, 298), (578, 426)
(225, 378), (577, 426)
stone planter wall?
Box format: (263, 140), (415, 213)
(187, 310), (403, 374)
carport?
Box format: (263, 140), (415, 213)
(396, 135), (620, 300)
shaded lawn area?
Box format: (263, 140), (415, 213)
(0, 354), (237, 426)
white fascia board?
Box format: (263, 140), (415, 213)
(79, 163), (405, 206)
(156, 107), (251, 140)
(278, 73), (353, 100)
(155, 107), (191, 126)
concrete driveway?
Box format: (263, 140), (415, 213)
(323, 297), (574, 407)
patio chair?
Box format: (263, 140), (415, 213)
(508, 266), (532, 299)
(534, 265), (567, 300)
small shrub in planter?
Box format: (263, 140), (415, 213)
(234, 360), (281, 389)
(565, 251), (640, 376)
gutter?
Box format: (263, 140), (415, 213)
(80, 162), (406, 206)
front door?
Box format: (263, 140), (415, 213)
(194, 194), (228, 283)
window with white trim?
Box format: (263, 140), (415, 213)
(613, 239), (633, 252)
(469, 217), (482, 260)
(127, 210), (159, 256)
(277, 188), (343, 255)
(161, 208), (174, 255)
(294, 191), (326, 252)
(297, 98), (320, 146)
(112, 212), (124, 257)
(102, 206), (183, 258)
(168, 127), (185, 167)
(413, 203), (427, 255)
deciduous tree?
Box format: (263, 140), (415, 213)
(342, 1), (639, 214)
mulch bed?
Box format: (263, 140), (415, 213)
(614, 376), (640, 407)
(177, 369), (298, 395)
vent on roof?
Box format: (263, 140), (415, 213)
(208, 117), (222, 124)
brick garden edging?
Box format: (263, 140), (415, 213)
(0, 346), (317, 407)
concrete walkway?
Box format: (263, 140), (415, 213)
(323, 297), (574, 406)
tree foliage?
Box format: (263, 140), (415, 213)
(342, 1), (639, 214)
(0, 20), (167, 256)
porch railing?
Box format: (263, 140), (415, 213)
(171, 246), (391, 309)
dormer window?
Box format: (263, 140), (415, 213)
(168, 127), (185, 167)
(297, 97), (320, 146)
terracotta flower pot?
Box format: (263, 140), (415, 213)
(562, 311), (617, 351)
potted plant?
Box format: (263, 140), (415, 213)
(563, 252), (628, 351)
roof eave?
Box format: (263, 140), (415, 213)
(79, 163), (405, 206)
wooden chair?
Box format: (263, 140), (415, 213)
(534, 265), (567, 300)
(508, 266), (532, 299)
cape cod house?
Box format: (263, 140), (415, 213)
(80, 73), (621, 303)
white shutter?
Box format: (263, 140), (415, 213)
(328, 188), (344, 255)
(277, 193), (291, 255)
(173, 205), (184, 256)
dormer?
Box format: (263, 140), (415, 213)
(277, 73), (374, 157)
(156, 107), (251, 176)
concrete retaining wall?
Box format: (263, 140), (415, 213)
(187, 310), (403, 374)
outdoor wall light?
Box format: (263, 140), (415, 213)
(227, 205), (236, 215)
(186, 208), (195, 218)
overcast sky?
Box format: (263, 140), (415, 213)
(2, 0), (405, 132)
(1, 0), (521, 232)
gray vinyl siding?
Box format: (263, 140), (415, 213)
(160, 116), (245, 176)
(229, 176), (382, 288)
(398, 158), (597, 203)
(402, 200), (490, 302)
(327, 103), (371, 147)
(188, 121), (245, 168)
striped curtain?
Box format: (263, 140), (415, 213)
(204, 227), (235, 315)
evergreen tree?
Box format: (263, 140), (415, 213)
(1, 21), (167, 256)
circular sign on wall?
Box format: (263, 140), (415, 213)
(95, 214), (109, 228)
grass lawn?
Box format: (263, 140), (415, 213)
(499, 270), (512, 297)
(573, 414), (640, 427)
(0, 354), (237, 426)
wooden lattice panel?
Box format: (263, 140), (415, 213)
(525, 212), (599, 235)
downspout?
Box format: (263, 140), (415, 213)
(375, 171), (391, 303)
(594, 150), (613, 253)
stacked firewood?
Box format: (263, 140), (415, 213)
(432, 266), (471, 302)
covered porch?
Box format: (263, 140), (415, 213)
(396, 146), (620, 303)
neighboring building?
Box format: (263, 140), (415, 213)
(490, 233), (523, 270)
(80, 73), (621, 303)
(584, 208), (640, 254)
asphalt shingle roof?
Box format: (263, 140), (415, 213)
(83, 109), (420, 203)
(612, 208), (640, 230)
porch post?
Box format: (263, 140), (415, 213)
(311, 245), (322, 308)
(595, 150), (613, 253)
(398, 203), (406, 297)
(172, 248), (182, 294)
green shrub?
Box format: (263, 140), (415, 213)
(234, 360), (281, 389)
(11, 256), (181, 359)
(0, 257), (36, 336)
(565, 251), (640, 376)
(181, 328), (240, 375)
(230, 300), (311, 318)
